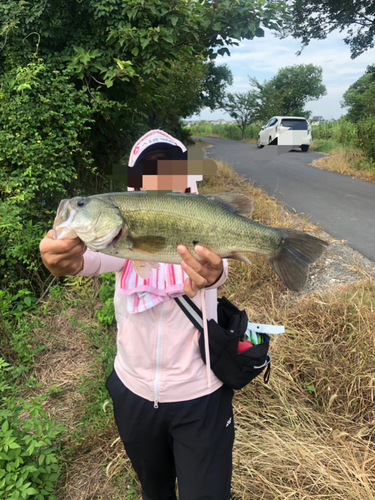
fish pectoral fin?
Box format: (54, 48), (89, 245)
(230, 252), (252, 266)
(132, 260), (160, 279)
(129, 236), (167, 255)
(202, 192), (254, 217)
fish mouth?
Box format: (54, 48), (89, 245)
(53, 200), (78, 240)
(53, 206), (99, 242)
(110, 228), (123, 247)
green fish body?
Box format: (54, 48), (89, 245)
(53, 191), (328, 291)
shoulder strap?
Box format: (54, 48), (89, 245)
(174, 295), (204, 334)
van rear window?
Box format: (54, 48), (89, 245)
(280, 119), (308, 130)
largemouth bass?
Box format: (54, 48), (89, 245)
(53, 191), (328, 291)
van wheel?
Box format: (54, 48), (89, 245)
(269, 136), (278, 145)
(257, 136), (263, 149)
(301, 145), (309, 152)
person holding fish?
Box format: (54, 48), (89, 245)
(40, 130), (236, 500)
(41, 129), (328, 499)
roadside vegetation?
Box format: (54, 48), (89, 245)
(189, 121), (261, 143)
(1, 161), (374, 499)
(310, 120), (375, 182)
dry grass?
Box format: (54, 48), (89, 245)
(25, 283), (101, 431)
(25, 162), (375, 499)
(311, 149), (375, 183)
(55, 429), (138, 499)
(230, 279), (375, 500)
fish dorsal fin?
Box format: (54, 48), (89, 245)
(202, 192), (253, 217)
(129, 235), (167, 255)
(132, 260), (160, 279)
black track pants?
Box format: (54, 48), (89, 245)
(105, 369), (235, 500)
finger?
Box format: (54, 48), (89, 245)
(181, 260), (208, 289)
(41, 232), (84, 256)
(183, 277), (199, 299)
(194, 246), (223, 270)
(177, 245), (206, 275)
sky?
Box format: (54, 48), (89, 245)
(189, 27), (375, 122)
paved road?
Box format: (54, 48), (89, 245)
(197, 137), (375, 262)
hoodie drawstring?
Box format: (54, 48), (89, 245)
(201, 289), (211, 388)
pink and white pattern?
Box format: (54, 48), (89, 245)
(119, 260), (187, 313)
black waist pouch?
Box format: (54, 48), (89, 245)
(175, 296), (271, 390)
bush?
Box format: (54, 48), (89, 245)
(356, 117), (375, 162)
(0, 60), (95, 292)
(0, 359), (64, 500)
(311, 120), (357, 146)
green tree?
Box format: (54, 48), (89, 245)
(135, 58), (233, 134)
(281, 0), (375, 59)
(341, 65), (375, 122)
(250, 64), (327, 121)
(199, 62), (234, 110)
(222, 92), (257, 139)
(0, 0), (287, 166)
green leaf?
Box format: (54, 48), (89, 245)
(8, 442), (21, 450)
(140, 38), (151, 49)
(217, 48), (230, 57)
(25, 488), (39, 495)
(163, 35), (174, 44)
(131, 47), (139, 56)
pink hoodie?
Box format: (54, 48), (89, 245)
(78, 250), (227, 406)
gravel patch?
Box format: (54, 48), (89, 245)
(296, 231), (375, 296)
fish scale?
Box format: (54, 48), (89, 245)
(106, 193), (278, 261)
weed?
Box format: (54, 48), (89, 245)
(0, 359), (65, 500)
(95, 273), (116, 326)
(311, 139), (340, 153)
(69, 316), (116, 429)
(187, 121), (261, 142)
(303, 381), (316, 396)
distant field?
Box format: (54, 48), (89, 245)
(188, 121), (261, 142)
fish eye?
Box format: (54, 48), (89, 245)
(77, 199), (85, 207)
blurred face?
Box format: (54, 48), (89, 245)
(140, 174), (188, 191)
(136, 152), (188, 192)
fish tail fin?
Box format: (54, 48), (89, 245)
(268, 229), (328, 291)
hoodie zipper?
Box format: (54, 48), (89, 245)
(153, 302), (166, 408)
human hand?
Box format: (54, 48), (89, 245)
(39, 230), (86, 277)
(177, 245), (224, 299)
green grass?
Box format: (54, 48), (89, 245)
(187, 121), (262, 141)
(310, 139), (341, 153)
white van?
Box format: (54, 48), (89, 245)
(257, 116), (312, 152)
